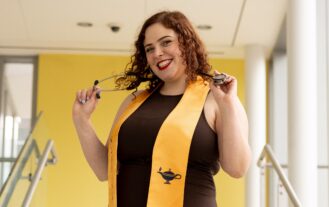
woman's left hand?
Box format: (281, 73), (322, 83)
(209, 70), (238, 105)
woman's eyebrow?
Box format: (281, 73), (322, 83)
(144, 35), (173, 48)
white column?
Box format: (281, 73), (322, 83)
(245, 45), (266, 207)
(287, 0), (318, 206)
(269, 52), (289, 206)
(317, 0), (329, 206)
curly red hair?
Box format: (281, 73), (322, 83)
(116, 11), (211, 91)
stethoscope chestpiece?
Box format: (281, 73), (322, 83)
(213, 73), (227, 86)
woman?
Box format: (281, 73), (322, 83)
(73, 11), (251, 207)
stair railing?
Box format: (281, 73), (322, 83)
(0, 112), (57, 207)
(257, 144), (301, 207)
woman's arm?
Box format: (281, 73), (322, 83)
(210, 72), (251, 178)
(72, 87), (109, 181)
(73, 115), (109, 181)
(72, 87), (140, 181)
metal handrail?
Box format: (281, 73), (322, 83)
(0, 112), (43, 205)
(0, 112), (58, 207)
(22, 140), (57, 207)
(0, 139), (58, 207)
(257, 144), (302, 207)
(263, 163), (328, 169)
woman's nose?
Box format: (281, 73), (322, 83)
(153, 46), (164, 57)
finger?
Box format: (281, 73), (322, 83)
(79, 89), (87, 104)
(86, 87), (95, 101)
(224, 75), (236, 85)
(77, 90), (86, 103)
(210, 80), (225, 95)
(76, 90), (82, 102)
(91, 87), (102, 100)
(214, 70), (220, 75)
(93, 85), (101, 91)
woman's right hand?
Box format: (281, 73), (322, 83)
(72, 87), (101, 122)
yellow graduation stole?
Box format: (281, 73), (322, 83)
(108, 77), (210, 207)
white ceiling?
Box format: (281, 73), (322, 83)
(0, 0), (287, 59)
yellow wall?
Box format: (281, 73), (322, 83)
(37, 54), (246, 207)
(209, 59), (246, 207)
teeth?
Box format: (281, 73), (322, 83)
(158, 60), (171, 68)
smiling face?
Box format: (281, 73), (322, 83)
(144, 23), (187, 84)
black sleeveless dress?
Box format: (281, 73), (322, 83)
(117, 90), (219, 207)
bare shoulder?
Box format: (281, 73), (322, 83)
(204, 91), (220, 132)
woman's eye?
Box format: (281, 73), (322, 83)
(161, 40), (172, 47)
(145, 47), (154, 53)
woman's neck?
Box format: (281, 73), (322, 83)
(160, 78), (187, 95)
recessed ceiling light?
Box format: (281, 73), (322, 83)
(77, 22), (93, 27)
(197, 24), (212, 30)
